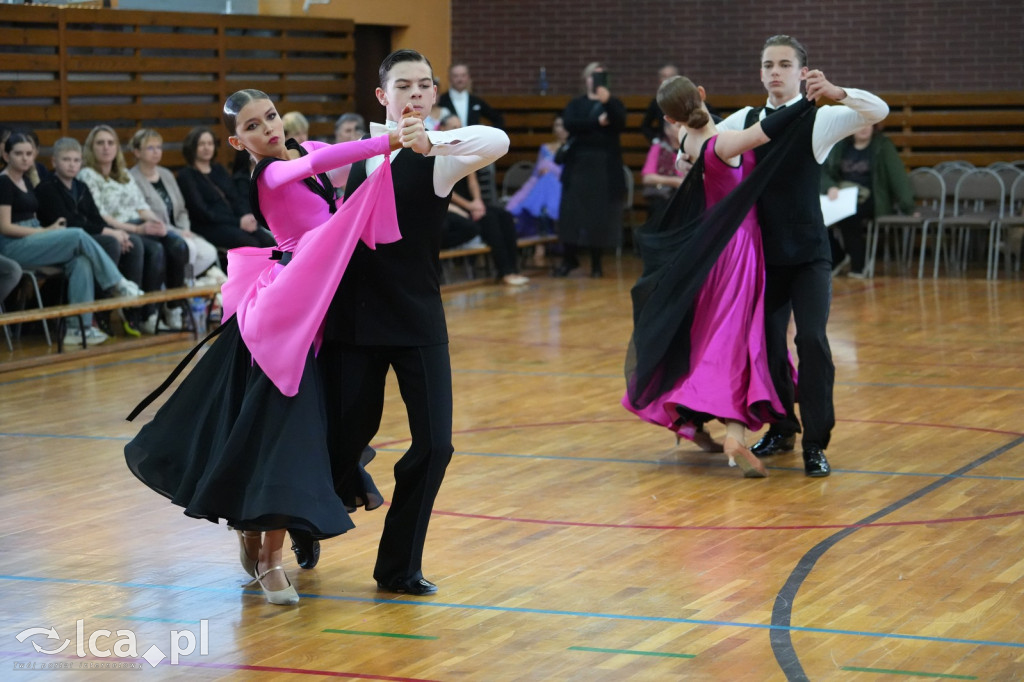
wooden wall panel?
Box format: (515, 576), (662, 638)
(0, 5), (355, 170)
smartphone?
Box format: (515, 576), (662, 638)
(591, 71), (609, 92)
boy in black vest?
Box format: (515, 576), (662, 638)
(717, 35), (888, 477)
(295, 49), (508, 595)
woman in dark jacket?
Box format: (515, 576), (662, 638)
(177, 126), (276, 251)
(554, 62), (627, 278)
(821, 125), (915, 277)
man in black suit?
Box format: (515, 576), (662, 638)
(438, 62), (505, 129)
(293, 49), (508, 596)
(716, 35), (888, 477)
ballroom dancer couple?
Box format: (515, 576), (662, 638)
(623, 35), (888, 479)
(125, 49), (509, 605)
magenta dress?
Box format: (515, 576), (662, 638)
(623, 136), (782, 439)
(125, 136), (398, 538)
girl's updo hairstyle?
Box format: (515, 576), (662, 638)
(222, 89), (271, 134)
(656, 76), (709, 129)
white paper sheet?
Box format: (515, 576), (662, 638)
(820, 186), (859, 227)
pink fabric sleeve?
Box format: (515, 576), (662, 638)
(258, 136), (391, 190)
(641, 144), (661, 177)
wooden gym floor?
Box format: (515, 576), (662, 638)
(1, 256), (1022, 681)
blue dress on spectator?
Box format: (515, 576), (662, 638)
(506, 144), (561, 236)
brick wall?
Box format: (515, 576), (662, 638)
(450, 0), (1024, 97)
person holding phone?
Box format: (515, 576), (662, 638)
(553, 62), (627, 278)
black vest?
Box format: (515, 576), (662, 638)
(744, 107), (830, 266)
(323, 149), (452, 345)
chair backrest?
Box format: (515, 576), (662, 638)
(935, 161), (974, 172)
(1010, 173), (1024, 215)
(993, 167), (1023, 199)
(953, 168), (1005, 217)
(939, 166), (967, 196)
(501, 160), (535, 199)
(476, 163), (498, 205)
(909, 167), (945, 218)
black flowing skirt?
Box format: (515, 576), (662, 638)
(124, 317), (380, 539)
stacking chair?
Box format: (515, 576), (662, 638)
(935, 168), (1005, 279)
(500, 160), (535, 202)
(868, 168), (945, 278)
(476, 163), (499, 205)
(997, 173), (1024, 273)
(9, 268), (59, 347)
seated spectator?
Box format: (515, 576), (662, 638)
(0, 253), (22, 305)
(128, 129), (223, 290)
(506, 115), (567, 237)
(179, 126), (275, 254)
(442, 203), (483, 250)
(0, 132), (143, 347)
(34, 137), (145, 314)
(442, 114), (528, 286)
(177, 126), (276, 252)
(331, 113), (366, 196)
(282, 111), (309, 144)
(334, 112), (366, 144)
(79, 125), (187, 335)
(640, 117), (685, 225)
(230, 147), (256, 214)
(821, 124), (915, 278)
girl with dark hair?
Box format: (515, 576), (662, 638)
(125, 88), (403, 606)
(623, 76), (818, 478)
(177, 125), (276, 251)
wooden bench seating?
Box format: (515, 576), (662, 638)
(439, 234), (558, 283)
(0, 284), (221, 353)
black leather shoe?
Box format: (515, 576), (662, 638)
(751, 431), (796, 457)
(376, 577), (437, 596)
(803, 447), (831, 477)
(289, 529), (320, 569)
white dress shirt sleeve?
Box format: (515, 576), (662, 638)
(811, 88), (889, 163)
(716, 107), (752, 132)
(426, 125), (510, 197)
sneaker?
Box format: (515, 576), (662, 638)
(195, 265), (228, 286)
(139, 312), (158, 335)
(502, 273), (530, 286)
(64, 326), (109, 348)
(848, 270), (866, 279)
(111, 278), (144, 298)
(160, 305), (184, 330)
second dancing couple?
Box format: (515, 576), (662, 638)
(624, 35), (888, 478)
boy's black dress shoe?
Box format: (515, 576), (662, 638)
(289, 529), (320, 569)
(803, 448), (831, 477)
(376, 577), (437, 596)
(751, 431), (796, 457)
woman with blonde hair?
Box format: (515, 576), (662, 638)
(80, 125), (188, 334)
(129, 128), (223, 287)
(282, 111), (309, 144)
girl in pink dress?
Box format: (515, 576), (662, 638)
(126, 89), (403, 605)
(623, 76), (815, 478)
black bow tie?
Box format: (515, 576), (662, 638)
(765, 104), (787, 116)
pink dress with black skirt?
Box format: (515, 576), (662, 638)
(125, 136), (398, 538)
